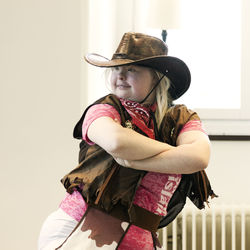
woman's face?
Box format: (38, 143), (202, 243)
(110, 65), (156, 103)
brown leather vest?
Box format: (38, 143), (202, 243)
(61, 94), (217, 232)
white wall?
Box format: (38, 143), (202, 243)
(1, 1), (250, 250)
(0, 1), (83, 249)
(207, 141), (250, 205)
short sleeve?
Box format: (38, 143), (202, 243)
(82, 104), (121, 145)
(160, 104), (207, 145)
(179, 120), (207, 135)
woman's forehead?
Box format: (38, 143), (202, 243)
(113, 65), (151, 71)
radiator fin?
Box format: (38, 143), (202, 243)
(159, 205), (250, 250)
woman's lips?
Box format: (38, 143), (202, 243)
(116, 83), (130, 89)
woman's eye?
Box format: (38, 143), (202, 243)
(128, 67), (137, 72)
(112, 67), (119, 71)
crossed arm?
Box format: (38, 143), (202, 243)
(87, 116), (211, 174)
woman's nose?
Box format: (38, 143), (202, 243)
(118, 70), (126, 80)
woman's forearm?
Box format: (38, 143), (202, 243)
(88, 116), (173, 160)
(107, 126), (173, 160)
(88, 117), (210, 173)
(125, 138), (210, 174)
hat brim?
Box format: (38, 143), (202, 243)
(85, 53), (191, 100)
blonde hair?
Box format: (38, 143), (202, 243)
(154, 71), (172, 129)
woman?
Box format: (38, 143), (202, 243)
(38, 32), (216, 250)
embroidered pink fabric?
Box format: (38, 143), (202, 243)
(59, 190), (88, 222)
(180, 119), (206, 135)
(60, 101), (206, 249)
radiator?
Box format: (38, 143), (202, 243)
(159, 204), (250, 250)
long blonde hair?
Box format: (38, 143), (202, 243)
(154, 71), (172, 129)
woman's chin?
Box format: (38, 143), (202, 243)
(114, 92), (130, 100)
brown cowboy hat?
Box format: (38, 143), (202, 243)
(85, 32), (191, 100)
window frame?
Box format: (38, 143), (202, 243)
(195, 0), (250, 136)
(144, 0), (250, 137)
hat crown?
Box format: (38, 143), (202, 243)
(112, 32), (168, 61)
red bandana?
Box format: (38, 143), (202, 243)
(120, 98), (156, 139)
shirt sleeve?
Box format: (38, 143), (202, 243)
(179, 120), (207, 135)
(82, 104), (121, 145)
